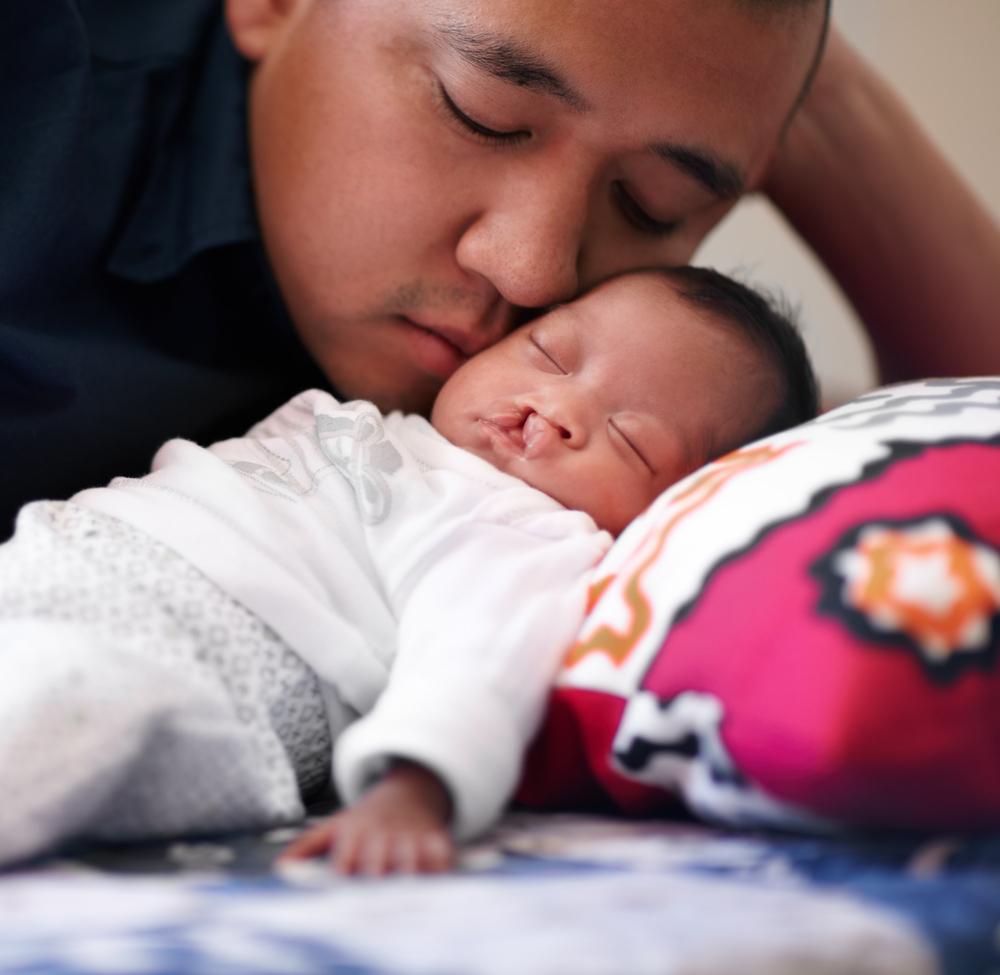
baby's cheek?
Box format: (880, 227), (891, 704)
(590, 475), (652, 537)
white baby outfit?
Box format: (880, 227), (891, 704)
(0, 391), (609, 865)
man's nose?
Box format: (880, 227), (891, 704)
(455, 164), (590, 310)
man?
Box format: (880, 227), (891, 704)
(1, 0), (998, 536)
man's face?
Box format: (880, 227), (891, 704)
(232, 0), (822, 414)
(431, 274), (779, 535)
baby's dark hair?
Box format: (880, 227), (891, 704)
(641, 265), (820, 453)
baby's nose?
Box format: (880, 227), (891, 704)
(536, 401), (588, 450)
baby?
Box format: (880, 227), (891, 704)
(0, 266), (816, 873)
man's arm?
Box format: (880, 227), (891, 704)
(764, 27), (1000, 384)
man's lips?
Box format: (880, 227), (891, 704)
(397, 317), (470, 380)
(402, 316), (495, 358)
(397, 314), (507, 381)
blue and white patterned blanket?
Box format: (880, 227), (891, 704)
(1, 811), (998, 974)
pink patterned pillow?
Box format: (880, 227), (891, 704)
(518, 379), (1000, 831)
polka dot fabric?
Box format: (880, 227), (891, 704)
(518, 379), (1000, 832)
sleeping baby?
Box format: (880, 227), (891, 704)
(0, 266), (817, 873)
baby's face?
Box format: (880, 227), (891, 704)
(431, 274), (777, 535)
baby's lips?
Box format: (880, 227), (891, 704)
(522, 412), (558, 458)
(479, 409), (527, 453)
(484, 408), (526, 431)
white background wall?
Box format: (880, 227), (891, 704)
(695, 0), (1000, 406)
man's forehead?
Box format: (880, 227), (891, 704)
(425, 0), (822, 84)
(427, 3), (764, 198)
(423, 0), (825, 187)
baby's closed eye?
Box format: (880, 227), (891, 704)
(609, 419), (654, 474)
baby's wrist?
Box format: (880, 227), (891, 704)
(381, 758), (453, 823)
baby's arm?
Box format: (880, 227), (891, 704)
(281, 494), (609, 876)
(279, 761), (454, 875)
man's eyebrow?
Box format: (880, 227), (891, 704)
(435, 20), (591, 112)
(651, 143), (745, 199)
(433, 19), (744, 199)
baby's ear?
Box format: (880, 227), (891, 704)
(224, 0), (301, 63)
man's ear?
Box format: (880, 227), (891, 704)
(224, 0), (302, 62)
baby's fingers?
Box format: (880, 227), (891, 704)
(355, 832), (398, 876)
(277, 820), (454, 876)
(352, 830), (455, 875)
(389, 834), (422, 874)
(277, 819), (338, 862)
(363, 831), (453, 875)
(416, 831), (454, 873)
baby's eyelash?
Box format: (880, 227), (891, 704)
(610, 420), (654, 474)
(530, 334), (565, 372)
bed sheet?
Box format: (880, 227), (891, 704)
(1, 810), (998, 975)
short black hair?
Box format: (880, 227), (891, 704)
(661, 264), (820, 449)
(625, 264), (819, 455)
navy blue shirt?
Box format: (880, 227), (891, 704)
(0, 0), (328, 537)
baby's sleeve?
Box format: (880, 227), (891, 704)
(333, 512), (609, 841)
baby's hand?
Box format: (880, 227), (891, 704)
(278, 761), (454, 876)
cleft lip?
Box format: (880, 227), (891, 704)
(480, 406), (557, 459)
(521, 411), (557, 458)
(479, 405), (528, 453)
(484, 405), (529, 430)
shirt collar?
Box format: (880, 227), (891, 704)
(107, 14), (259, 283)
